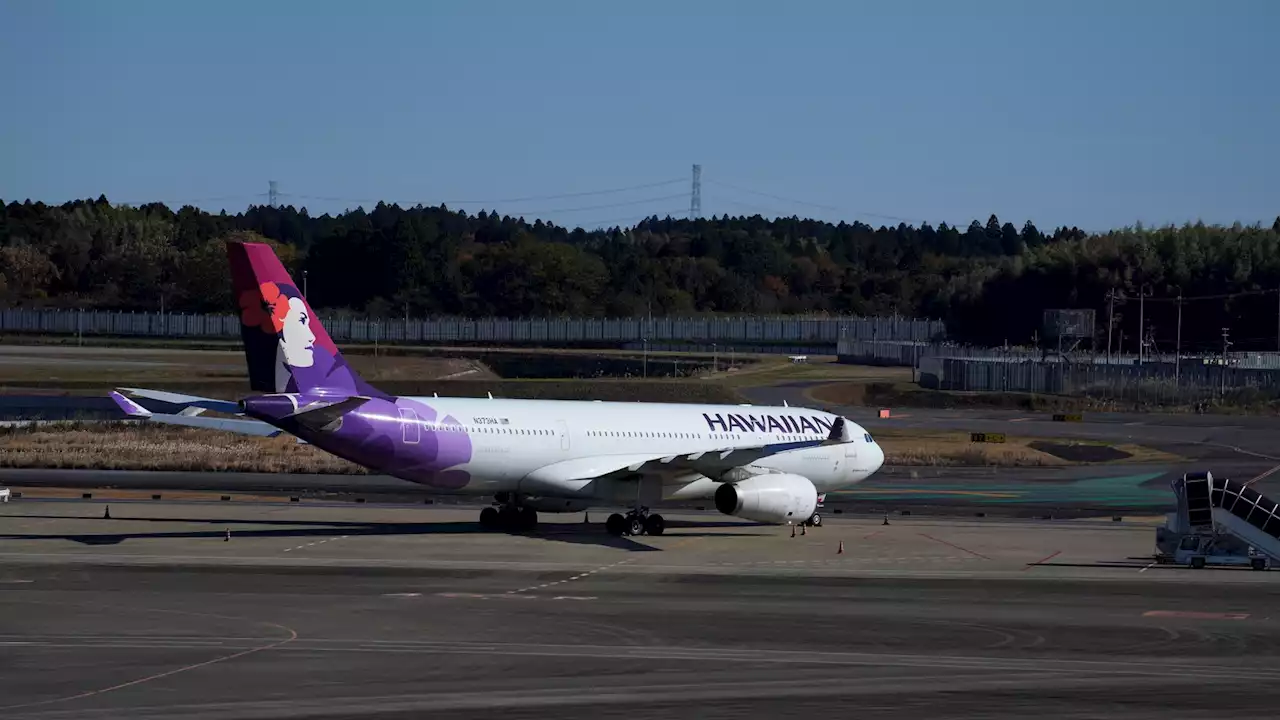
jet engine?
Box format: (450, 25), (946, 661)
(714, 473), (818, 524)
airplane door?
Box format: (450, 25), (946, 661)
(556, 420), (570, 451)
(399, 407), (420, 444)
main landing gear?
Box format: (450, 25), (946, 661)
(606, 508), (664, 537)
(806, 512), (823, 527)
(479, 501), (538, 532)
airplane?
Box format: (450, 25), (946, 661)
(109, 240), (885, 537)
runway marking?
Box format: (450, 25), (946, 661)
(916, 533), (991, 561)
(0, 602), (299, 714)
(282, 535), (346, 553)
(1143, 610), (1250, 620)
(1023, 550), (1061, 571)
(505, 557), (636, 596)
(383, 592), (422, 598)
(1139, 561), (1158, 573)
(0, 579), (33, 584)
(1245, 463), (1280, 487)
(1009, 417), (1031, 422)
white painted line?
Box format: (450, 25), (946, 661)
(1139, 561), (1157, 573)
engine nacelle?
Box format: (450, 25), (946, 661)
(714, 473), (818, 524)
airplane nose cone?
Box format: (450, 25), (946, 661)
(867, 437), (885, 474)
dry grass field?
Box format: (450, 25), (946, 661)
(0, 421), (1172, 473)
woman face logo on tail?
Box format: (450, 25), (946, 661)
(240, 281), (316, 369)
(280, 296), (316, 368)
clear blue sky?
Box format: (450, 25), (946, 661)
(2, 0), (1276, 233)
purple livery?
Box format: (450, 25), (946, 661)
(228, 241), (474, 489)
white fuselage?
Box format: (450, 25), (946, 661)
(397, 396), (884, 505)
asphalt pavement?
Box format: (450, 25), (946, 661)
(1, 502), (1279, 719)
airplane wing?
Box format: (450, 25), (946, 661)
(524, 417), (857, 487)
(109, 391), (373, 440)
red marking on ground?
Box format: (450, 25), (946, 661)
(917, 533), (991, 560)
(1023, 550), (1061, 571)
(1143, 610), (1250, 620)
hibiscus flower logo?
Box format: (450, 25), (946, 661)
(239, 281), (289, 334)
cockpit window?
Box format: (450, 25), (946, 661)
(864, 433), (874, 443)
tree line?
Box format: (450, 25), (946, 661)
(2, 195), (1280, 351)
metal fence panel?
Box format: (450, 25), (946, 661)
(0, 308), (945, 351)
(920, 357), (1280, 405)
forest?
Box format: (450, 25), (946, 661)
(2, 195), (1280, 351)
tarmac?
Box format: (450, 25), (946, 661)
(3, 498), (1280, 719)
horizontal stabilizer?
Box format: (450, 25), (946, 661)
(117, 388), (243, 415)
(285, 396), (372, 433)
(108, 391), (151, 418)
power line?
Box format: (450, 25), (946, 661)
(574, 209), (689, 230)
(491, 193), (689, 217)
(280, 177), (686, 208)
(1127, 286), (1280, 303)
(115, 193), (265, 207)
(704, 178), (921, 224)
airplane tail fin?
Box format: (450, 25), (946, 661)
(225, 241), (385, 398)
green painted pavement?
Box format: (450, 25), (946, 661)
(832, 471), (1173, 507)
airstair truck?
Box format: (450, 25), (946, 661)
(1156, 471), (1280, 570)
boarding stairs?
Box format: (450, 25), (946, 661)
(1167, 471), (1280, 564)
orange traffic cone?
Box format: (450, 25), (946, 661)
(790, 524), (796, 537)
(838, 540), (844, 554)
(225, 528), (231, 542)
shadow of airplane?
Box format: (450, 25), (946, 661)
(0, 513), (765, 551)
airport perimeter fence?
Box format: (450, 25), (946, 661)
(837, 337), (1280, 403)
(837, 337), (1280, 370)
(921, 357), (1280, 406)
(0, 308), (946, 351)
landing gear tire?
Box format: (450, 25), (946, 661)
(808, 512), (822, 528)
(643, 514), (665, 536)
(605, 510), (664, 537)
(606, 513), (627, 537)
(518, 506), (538, 532)
(480, 504), (537, 532)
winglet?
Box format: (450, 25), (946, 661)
(109, 391), (152, 418)
(824, 416), (855, 444)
